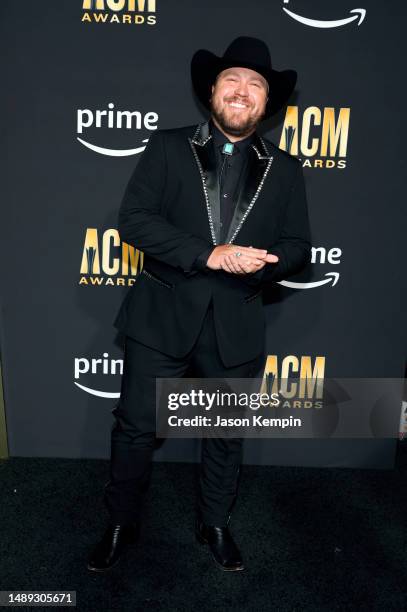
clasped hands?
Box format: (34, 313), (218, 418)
(206, 244), (279, 275)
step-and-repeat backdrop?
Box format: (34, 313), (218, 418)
(1, 1), (405, 467)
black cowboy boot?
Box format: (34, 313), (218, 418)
(87, 522), (140, 572)
(195, 518), (244, 571)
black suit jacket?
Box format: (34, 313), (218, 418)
(114, 120), (311, 367)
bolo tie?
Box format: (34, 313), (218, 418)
(218, 142), (235, 244)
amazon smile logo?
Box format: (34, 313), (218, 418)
(76, 103), (158, 157)
(278, 246), (342, 289)
(74, 353), (123, 398)
(282, 1), (366, 28)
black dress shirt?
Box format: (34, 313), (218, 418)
(193, 118), (255, 271)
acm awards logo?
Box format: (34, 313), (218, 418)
(79, 228), (142, 286)
(81, 0), (157, 25)
(261, 354), (325, 409)
(282, 1), (366, 29)
(279, 106), (350, 169)
(76, 104), (158, 157)
(279, 246), (342, 290)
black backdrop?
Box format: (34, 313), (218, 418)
(1, 0), (405, 467)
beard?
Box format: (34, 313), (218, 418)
(210, 95), (265, 137)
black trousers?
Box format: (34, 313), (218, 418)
(104, 299), (265, 527)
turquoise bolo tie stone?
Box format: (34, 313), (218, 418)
(222, 142), (234, 155)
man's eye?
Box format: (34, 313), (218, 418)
(251, 83), (260, 88)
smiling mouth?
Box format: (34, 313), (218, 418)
(227, 101), (250, 110)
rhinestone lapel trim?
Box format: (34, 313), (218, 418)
(189, 122), (274, 246)
(189, 124), (217, 244)
(227, 143), (273, 244)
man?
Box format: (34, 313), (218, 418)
(88, 36), (311, 573)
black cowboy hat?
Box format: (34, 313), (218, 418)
(191, 36), (297, 119)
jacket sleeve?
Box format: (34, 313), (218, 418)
(192, 245), (216, 272)
(259, 161), (311, 284)
(118, 130), (213, 274)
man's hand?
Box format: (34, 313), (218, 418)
(206, 244), (279, 274)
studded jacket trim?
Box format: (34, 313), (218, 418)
(188, 121), (274, 246)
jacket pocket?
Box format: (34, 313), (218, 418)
(141, 268), (174, 290)
(244, 289), (262, 303)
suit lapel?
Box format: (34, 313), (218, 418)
(188, 121), (221, 245)
(188, 121), (274, 246)
(225, 133), (274, 244)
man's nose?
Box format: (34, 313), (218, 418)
(234, 81), (249, 97)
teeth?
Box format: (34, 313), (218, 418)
(228, 102), (247, 109)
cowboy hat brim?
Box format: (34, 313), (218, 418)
(191, 49), (297, 119)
